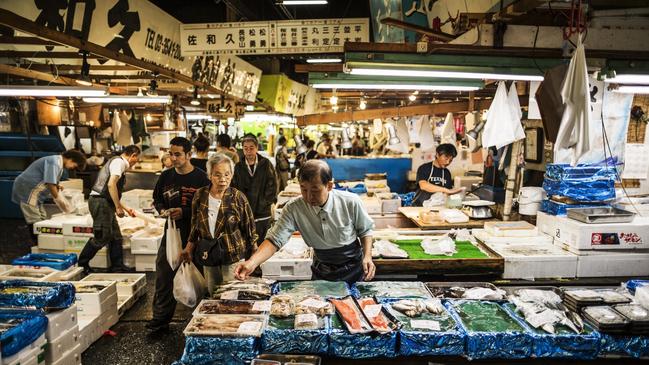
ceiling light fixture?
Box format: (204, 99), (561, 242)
(277, 0), (327, 5)
(76, 51), (92, 86)
(349, 67), (544, 82)
(408, 94), (417, 101)
(359, 99), (367, 110)
(329, 94), (338, 105)
(313, 83), (480, 91)
(0, 86), (106, 97)
(245, 105), (255, 111)
(306, 58), (342, 63)
(148, 72), (159, 96)
(191, 88), (200, 106)
(82, 95), (172, 104)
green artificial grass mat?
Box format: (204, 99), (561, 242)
(390, 239), (489, 260)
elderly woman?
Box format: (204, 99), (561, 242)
(185, 153), (258, 294)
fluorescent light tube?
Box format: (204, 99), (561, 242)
(307, 58), (342, 63)
(280, 0), (327, 4)
(614, 86), (649, 94)
(605, 74), (649, 84)
(0, 86), (106, 97)
(186, 114), (215, 120)
(349, 67), (544, 82)
(312, 83), (480, 91)
(82, 95), (172, 104)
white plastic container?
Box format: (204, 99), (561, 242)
(45, 304), (78, 340)
(45, 325), (79, 364)
(37, 234), (65, 250)
(129, 230), (163, 254)
(483, 242), (577, 279)
(135, 254), (157, 272)
(518, 187), (546, 216)
(71, 281), (118, 316)
(81, 273), (146, 297)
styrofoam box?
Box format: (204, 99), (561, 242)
(484, 221), (538, 237)
(71, 281), (118, 316)
(260, 254), (313, 281)
(33, 218), (64, 235)
(50, 343), (81, 365)
(0, 267), (57, 282)
(117, 289), (146, 317)
(473, 229), (554, 246)
(135, 254), (156, 272)
(2, 334), (46, 365)
(45, 304), (77, 340)
(124, 247), (135, 268)
(483, 242), (577, 279)
(49, 267), (84, 282)
(129, 231), (163, 254)
(46, 326), (79, 364)
(573, 250), (649, 278)
(361, 197), (382, 214)
(77, 316), (100, 352)
(121, 189), (154, 210)
(63, 236), (90, 251)
(550, 214), (649, 251)
(65, 247), (110, 269)
(377, 193), (401, 214)
(37, 234), (65, 250)
(81, 273), (146, 297)
(99, 309), (119, 332)
(62, 216), (94, 237)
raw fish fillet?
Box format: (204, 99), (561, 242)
(330, 297), (372, 334)
(358, 297), (392, 333)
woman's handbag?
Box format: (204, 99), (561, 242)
(194, 234), (227, 267)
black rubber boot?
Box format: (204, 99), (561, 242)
(108, 239), (134, 273)
(78, 239), (102, 274)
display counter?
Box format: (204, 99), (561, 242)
(399, 206), (498, 230)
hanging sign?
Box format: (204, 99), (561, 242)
(180, 18), (369, 56)
(3, 0), (262, 102)
(206, 100), (236, 118)
(257, 74), (318, 116)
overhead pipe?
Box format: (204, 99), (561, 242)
(592, 7), (649, 17)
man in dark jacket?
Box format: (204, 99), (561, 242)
(231, 134), (277, 244)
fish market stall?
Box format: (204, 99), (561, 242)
(398, 206), (499, 230)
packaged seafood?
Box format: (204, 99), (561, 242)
(278, 280), (349, 299)
(389, 298), (445, 317)
(214, 279), (273, 301)
(613, 304), (649, 323)
(507, 289), (584, 335)
(354, 281), (431, 300)
(330, 296), (373, 334)
(184, 314), (267, 337)
(357, 297), (397, 333)
(294, 313), (319, 330)
(194, 299), (270, 316)
(261, 315), (329, 355)
(583, 306), (629, 326)
(270, 295), (295, 317)
(295, 295), (334, 316)
(427, 282), (501, 299)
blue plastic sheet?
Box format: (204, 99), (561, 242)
(334, 183), (367, 195)
(398, 192), (415, 207)
(0, 280), (75, 309)
(328, 314), (397, 358)
(0, 309), (48, 357)
(180, 335), (259, 365)
(275, 280), (350, 299)
(502, 303), (600, 359)
(541, 199), (610, 216)
(625, 279), (649, 295)
(543, 164), (616, 202)
(261, 316), (329, 355)
(445, 300), (533, 360)
(12, 253), (77, 271)
(379, 298), (464, 357)
(599, 333), (649, 358)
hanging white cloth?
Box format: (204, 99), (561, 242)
(418, 115), (436, 151)
(116, 110), (134, 146)
(482, 81), (525, 149)
(111, 109), (121, 141)
(440, 112), (456, 144)
(554, 36), (591, 166)
(508, 81), (526, 142)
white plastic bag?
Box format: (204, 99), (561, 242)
(421, 235), (457, 256)
(173, 262), (206, 307)
(423, 192), (446, 208)
(166, 217), (182, 270)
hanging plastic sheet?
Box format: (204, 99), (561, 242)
(625, 279), (649, 295)
(445, 300), (533, 360)
(180, 335), (259, 365)
(502, 303), (600, 359)
(541, 199), (610, 216)
(334, 183), (367, 195)
(440, 113), (456, 145)
(380, 298), (464, 357)
(0, 280), (75, 309)
(261, 315), (329, 355)
(12, 253), (77, 271)
(328, 314), (397, 358)
(482, 82), (525, 149)
(0, 308), (48, 357)
(352, 281), (432, 300)
(599, 333), (649, 358)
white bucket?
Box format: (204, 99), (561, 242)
(519, 187), (546, 216)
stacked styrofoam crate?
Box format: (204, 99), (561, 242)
(81, 274), (147, 317)
(44, 305), (81, 365)
(34, 215), (72, 252)
(0, 267), (58, 282)
(71, 281), (119, 352)
(121, 189), (154, 211)
(131, 229), (163, 272)
(61, 215), (110, 269)
(2, 334), (47, 365)
(260, 236), (312, 281)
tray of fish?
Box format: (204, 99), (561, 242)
(582, 306), (630, 333)
(452, 300), (527, 333)
(213, 279), (273, 301)
(184, 314), (268, 337)
(612, 304), (649, 334)
(193, 299), (270, 316)
(329, 296), (373, 334)
(270, 295), (295, 318)
(277, 280), (349, 299)
(357, 297), (399, 334)
(386, 298), (446, 318)
(355, 281), (431, 300)
(329, 309), (398, 359)
(507, 289), (584, 335)
(261, 315), (329, 355)
(563, 288), (631, 312)
(294, 295), (334, 316)
(426, 282), (506, 300)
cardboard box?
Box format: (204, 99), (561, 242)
(50, 343), (81, 365)
(37, 234), (65, 250)
(483, 242), (577, 279)
(45, 326), (79, 364)
(551, 214), (649, 251)
(45, 305), (77, 340)
(135, 254), (156, 272)
(129, 230), (163, 254)
(71, 281), (118, 316)
(81, 273), (146, 297)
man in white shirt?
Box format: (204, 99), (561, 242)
(78, 145), (140, 274)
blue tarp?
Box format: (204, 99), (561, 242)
(180, 336), (259, 365)
(328, 314), (397, 358)
(541, 199), (610, 216)
(625, 279), (649, 295)
(0, 280), (75, 309)
(12, 253), (77, 271)
(543, 164), (616, 202)
(0, 309), (48, 357)
(599, 333), (649, 358)
(261, 316), (329, 355)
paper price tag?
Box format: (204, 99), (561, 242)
(220, 290), (239, 300)
(410, 319), (440, 331)
(295, 313), (318, 325)
(252, 301), (271, 312)
(237, 321), (262, 334)
(363, 304), (383, 318)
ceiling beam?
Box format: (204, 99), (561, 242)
(345, 42), (418, 53)
(0, 8), (249, 104)
(27, 64), (139, 72)
(295, 64), (344, 73)
(0, 36), (58, 45)
(0, 51), (97, 59)
(380, 17), (455, 42)
(0, 63), (124, 94)
(297, 97), (528, 126)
